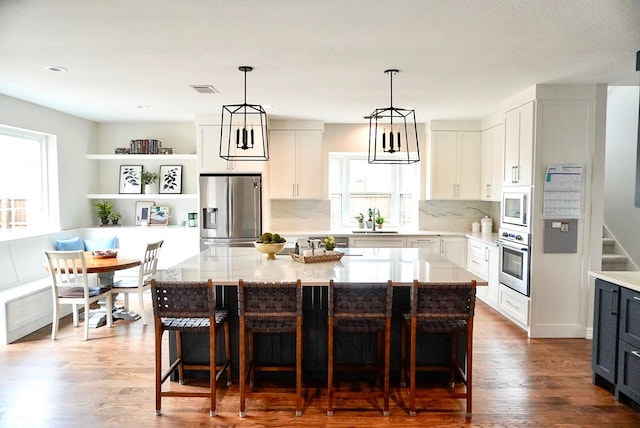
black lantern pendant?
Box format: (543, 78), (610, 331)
(368, 69), (420, 164)
(220, 66), (269, 161)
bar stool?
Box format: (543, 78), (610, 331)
(237, 279), (303, 417)
(150, 279), (231, 417)
(400, 280), (476, 416)
(327, 280), (393, 416)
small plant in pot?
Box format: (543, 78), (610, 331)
(95, 200), (113, 225)
(366, 208), (373, 228)
(375, 216), (385, 228)
(354, 213), (365, 228)
(109, 211), (122, 225)
(141, 170), (159, 194)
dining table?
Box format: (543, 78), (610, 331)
(46, 251), (142, 327)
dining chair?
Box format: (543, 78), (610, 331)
(111, 240), (163, 325)
(327, 280), (393, 416)
(400, 280), (477, 416)
(150, 279), (231, 417)
(44, 249), (113, 341)
(237, 279), (303, 417)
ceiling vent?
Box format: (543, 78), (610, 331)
(190, 85), (219, 94)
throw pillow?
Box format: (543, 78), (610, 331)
(83, 236), (118, 251)
(54, 236), (83, 251)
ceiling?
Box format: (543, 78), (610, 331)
(1, 0), (639, 124)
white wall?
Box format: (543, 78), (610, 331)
(0, 94), (98, 229)
(604, 86), (640, 268)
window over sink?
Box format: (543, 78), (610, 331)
(328, 153), (419, 229)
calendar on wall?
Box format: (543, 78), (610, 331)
(543, 164), (583, 218)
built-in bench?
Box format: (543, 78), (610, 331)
(0, 226), (199, 344)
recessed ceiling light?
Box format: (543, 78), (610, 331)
(45, 65), (68, 72)
(136, 105), (150, 109)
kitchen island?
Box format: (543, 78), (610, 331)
(158, 247), (486, 381)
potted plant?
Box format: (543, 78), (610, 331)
(354, 213), (365, 228)
(375, 215), (385, 229)
(94, 200), (112, 225)
(141, 170), (159, 194)
(109, 211), (122, 225)
(366, 208), (373, 228)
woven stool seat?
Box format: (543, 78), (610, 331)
(245, 318), (297, 333)
(161, 311), (229, 332)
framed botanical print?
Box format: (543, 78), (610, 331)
(135, 200), (155, 225)
(119, 165), (143, 194)
(159, 165), (182, 194)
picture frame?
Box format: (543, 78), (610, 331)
(159, 165), (182, 194)
(149, 206), (170, 226)
(135, 200), (155, 225)
(119, 165), (143, 194)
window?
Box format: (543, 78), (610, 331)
(0, 126), (57, 236)
(328, 153), (420, 228)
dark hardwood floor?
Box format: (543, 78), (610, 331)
(1, 298), (638, 427)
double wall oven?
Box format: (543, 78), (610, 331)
(498, 187), (531, 296)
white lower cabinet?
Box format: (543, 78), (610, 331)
(406, 236), (466, 267)
(498, 283), (530, 328)
(349, 236), (406, 248)
(467, 238), (499, 309)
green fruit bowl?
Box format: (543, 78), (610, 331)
(254, 242), (286, 260)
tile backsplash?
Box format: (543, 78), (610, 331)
(269, 199), (500, 233)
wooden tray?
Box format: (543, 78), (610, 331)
(289, 251), (344, 263)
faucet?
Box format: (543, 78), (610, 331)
(371, 207), (380, 231)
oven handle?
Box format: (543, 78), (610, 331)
(497, 240), (529, 252)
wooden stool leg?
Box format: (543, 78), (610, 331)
(176, 332), (184, 384)
(155, 327), (163, 416)
(327, 317), (334, 416)
(466, 320), (473, 414)
(248, 331), (255, 389)
(209, 320), (216, 417)
(449, 332), (457, 388)
(239, 316), (246, 418)
(409, 318), (417, 417)
(224, 320), (232, 386)
(400, 321), (407, 387)
(295, 317), (303, 417)
(383, 318), (391, 417)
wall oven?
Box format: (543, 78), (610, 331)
(501, 187), (530, 233)
(498, 227), (530, 296)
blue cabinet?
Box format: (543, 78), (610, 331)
(616, 287), (640, 404)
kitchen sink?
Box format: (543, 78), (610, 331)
(351, 230), (398, 234)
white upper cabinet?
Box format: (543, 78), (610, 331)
(269, 129), (323, 199)
(480, 123), (504, 201)
(198, 125), (265, 173)
(503, 101), (534, 186)
(429, 130), (480, 200)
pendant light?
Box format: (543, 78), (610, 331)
(368, 69), (420, 164)
(220, 66), (269, 161)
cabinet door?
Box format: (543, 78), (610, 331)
(616, 339), (640, 404)
(456, 132), (481, 200)
(430, 131), (458, 199)
(440, 236), (466, 267)
(294, 130), (323, 199)
(349, 237), (406, 248)
(592, 279), (619, 385)
(269, 130), (297, 198)
(481, 124), (504, 201)
(486, 245), (500, 308)
(503, 102), (534, 186)
(199, 125), (264, 173)
(406, 237), (440, 253)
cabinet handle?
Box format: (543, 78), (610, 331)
(632, 350), (640, 359)
(296, 183), (299, 197)
(633, 296), (640, 301)
(514, 165), (519, 183)
(505, 299), (520, 311)
(484, 247), (489, 262)
(611, 289), (618, 315)
(486, 184), (491, 198)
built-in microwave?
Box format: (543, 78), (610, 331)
(501, 187), (530, 231)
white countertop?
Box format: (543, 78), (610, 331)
(160, 247), (488, 286)
(589, 270), (640, 293)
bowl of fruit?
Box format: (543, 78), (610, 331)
(254, 232), (287, 260)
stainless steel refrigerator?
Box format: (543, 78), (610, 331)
(199, 174), (262, 249)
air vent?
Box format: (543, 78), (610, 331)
(190, 85), (219, 94)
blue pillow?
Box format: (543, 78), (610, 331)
(54, 236), (83, 251)
(84, 236), (118, 251)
